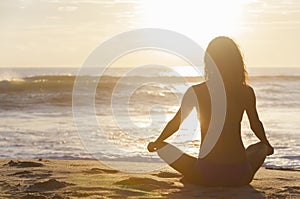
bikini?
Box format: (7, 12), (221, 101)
(193, 159), (253, 186)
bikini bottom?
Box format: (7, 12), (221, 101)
(191, 159), (253, 186)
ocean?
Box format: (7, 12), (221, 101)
(0, 67), (299, 171)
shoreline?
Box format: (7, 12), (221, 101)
(1, 158), (299, 198)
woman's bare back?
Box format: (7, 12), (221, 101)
(192, 82), (253, 164)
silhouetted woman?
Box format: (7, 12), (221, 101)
(147, 36), (274, 186)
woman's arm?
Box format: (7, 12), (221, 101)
(155, 107), (182, 143)
(148, 87), (196, 152)
(246, 86), (274, 155)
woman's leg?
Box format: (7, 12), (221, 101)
(246, 142), (268, 175)
(155, 142), (197, 179)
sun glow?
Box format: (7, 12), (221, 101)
(140, 0), (246, 45)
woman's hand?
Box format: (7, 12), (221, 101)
(147, 142), (158, 152)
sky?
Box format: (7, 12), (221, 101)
(0, 0), (300, 68)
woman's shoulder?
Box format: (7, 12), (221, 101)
(242, 84), (255, 94)
(240, 84), (256, 102)
(189, 82), (254, 95)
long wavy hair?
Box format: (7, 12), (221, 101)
(204, 36), (248, 88)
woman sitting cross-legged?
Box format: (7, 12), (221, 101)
(147, 36), (274, 187)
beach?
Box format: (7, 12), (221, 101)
(1, 67), (300, 198)
(2, 0), (300, 198)
(0, 159), (299, 198)
(1, 67), (300, 169)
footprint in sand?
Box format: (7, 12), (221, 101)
(21, 193), (64, 199)
(3, 160), (44, 168)
(27, 179), (73, 192)
(9, 170), (52, 179)
(115, 177), (174, 192)
(152, 171), (182, 178)
(84, 168), (119, 174)
(21, 194), (47, 199)
(280, 186), (300, 194)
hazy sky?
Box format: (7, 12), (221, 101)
(1, 0), (300, 68)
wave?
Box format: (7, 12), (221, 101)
(249, 75), (300, 81)
(0, 75), (185, 108)
(1, 74), (300, 91)
(0, 75), (74, 92)
(0, 74), (299, 94)
(0, 74), (299, 109)
(0, 74), (200, 93)
(1, 74), (299, 93)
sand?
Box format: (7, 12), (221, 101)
(0, 159), (299, 199)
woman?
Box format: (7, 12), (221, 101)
(147, 36), (274, 186)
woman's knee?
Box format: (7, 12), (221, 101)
(246, 142), (268, 155)
(256, 142), (268, 155)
